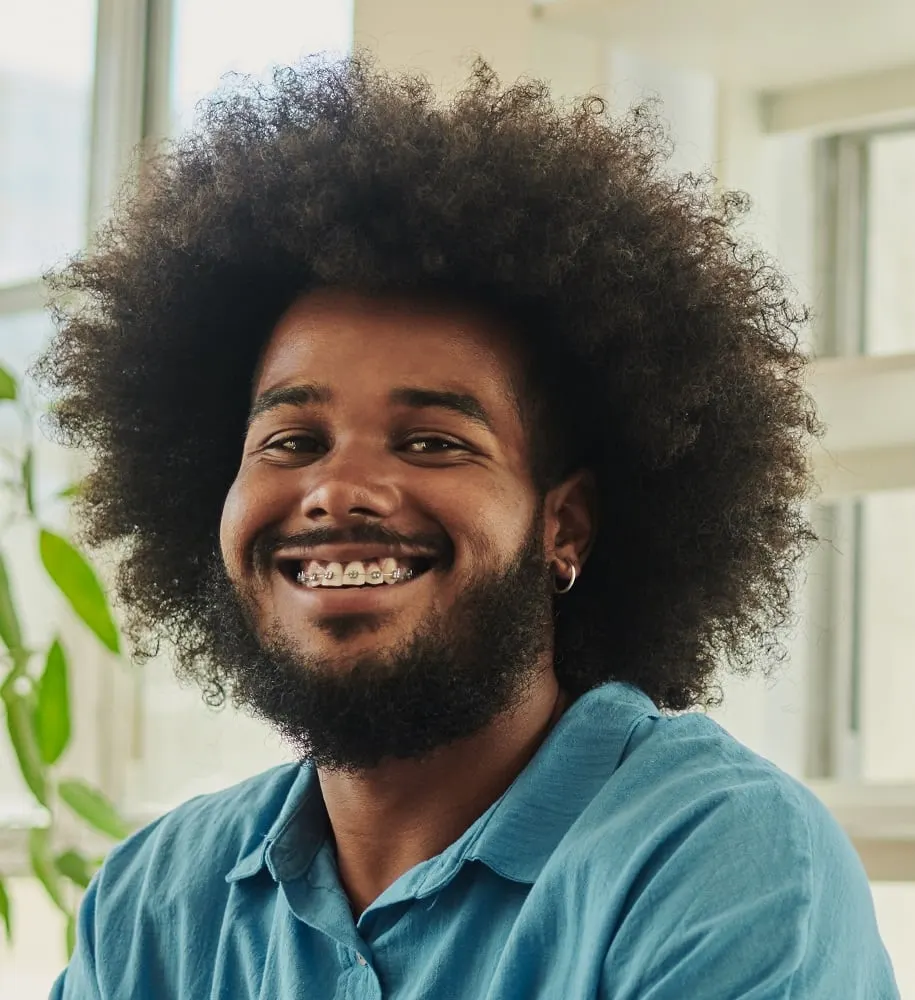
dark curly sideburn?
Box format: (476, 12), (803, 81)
(31, 53), (821, 712)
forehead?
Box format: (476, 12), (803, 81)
(254, 288), (526, 413)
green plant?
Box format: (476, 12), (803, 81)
(0, 362), (130, 956)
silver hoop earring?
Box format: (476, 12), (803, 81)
(554, 561), (576, 595)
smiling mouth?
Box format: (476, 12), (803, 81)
(277, 556), (437, 589)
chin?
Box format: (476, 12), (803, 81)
(277, 609), (402, 655)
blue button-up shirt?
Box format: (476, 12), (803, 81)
(52, 681), (899, 998)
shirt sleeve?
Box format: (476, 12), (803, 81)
(48, 876), (103, 1000)
(598, 778), (900, 1000)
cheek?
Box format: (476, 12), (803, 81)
(218, 479), (248, 577)
(441, 481), (538, 567)
(219, 470), (288, 576)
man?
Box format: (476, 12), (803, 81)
(39, 54), (898, 997)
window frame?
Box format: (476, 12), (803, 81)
(795, 124), (915, 877)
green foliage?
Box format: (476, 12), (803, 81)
(0, 876), (10, 943)
(29, 827), (67, 910)
(22, 448), (35, 516)
(55, 849), (94, 890)
(65, 913), (76, 958)
(35, 639), (70, 765)
(40, 531), (120, 654)
(58, 779), (131, 841)
(0, 365), (17, 401)
(0, 549), (25, 670)
(3, 687), (47, 806)
(0, 371), (128, 948)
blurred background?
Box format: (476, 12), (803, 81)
(0, 0), (913, 995)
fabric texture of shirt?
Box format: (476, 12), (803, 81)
(52, 680), (900, 999)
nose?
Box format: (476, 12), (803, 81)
(299, 442), (400, 523)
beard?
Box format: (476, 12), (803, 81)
(197, 514), (556, 773)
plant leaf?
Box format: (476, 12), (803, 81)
(0, 876), (11, 943)
(35, 639), (70, 765)
(0, 367), (17, 401)
(22, 448), (34, 515)
(39, 531), (120, 654)
(54, 849), (93, 889)
(65, 913), (76, 958)
(0, 548), (24, 662)
(3, 689), (48, 805)
(57, 482), (83, 500)
(58, 779), (130, 840)
(64, 913), (76, 962)
(29, 827), (68, 911)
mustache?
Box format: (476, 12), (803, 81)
(252, 522), (451, 576)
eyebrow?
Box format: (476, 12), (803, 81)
(247, 382), (496, 434)
(247, 384), (331, 429)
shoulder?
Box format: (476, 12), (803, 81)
(53, 764), (304, 998)
(599, 711), (862, 892)
(614, 711), (835, 837)
(583, 713), (897, 997)
(96, 762), (301, 899)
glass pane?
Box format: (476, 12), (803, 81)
(859, 488), (915, 782)
(0, 0), (96, 285)
(171, 0), (353, 132)
(865, 131), (915, 355)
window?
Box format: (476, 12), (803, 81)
(0, 2), (95, 285)
(866, 131), (915, 356)
(0, 3), (98, 816)
(799, 127), (915, 993)
(859, 488), (915, 782)
(804, 130), (915, 786)
(0, 4), (98, 994)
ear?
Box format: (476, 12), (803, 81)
(543, 469), (598, 577)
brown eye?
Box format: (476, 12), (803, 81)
(266, 434), (322, 454)
(404, 437), (464, 454)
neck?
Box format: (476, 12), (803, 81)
(317, 671), (568, 919)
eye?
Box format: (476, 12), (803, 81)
(264, 434), (323, 455)
(403, 436), (466, 454)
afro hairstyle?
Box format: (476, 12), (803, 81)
(32, 53), (821, 712)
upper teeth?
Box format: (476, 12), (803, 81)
(294, 556), (419, 588)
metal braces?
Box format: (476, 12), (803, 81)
(296, 565), (415, 586)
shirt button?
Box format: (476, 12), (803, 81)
(356, 953), (368, 967)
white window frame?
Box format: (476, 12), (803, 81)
(764, 110), (915, 880)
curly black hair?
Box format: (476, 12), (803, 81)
(31, 53), (821, 712)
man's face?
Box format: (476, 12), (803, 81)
(215, 289), (557, 771)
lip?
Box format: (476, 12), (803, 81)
(274, 562), (435, 615)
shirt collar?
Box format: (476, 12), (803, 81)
(461, 681), (658, 884)
(225, 761), (327, 884)
(225, 681), (659, 888)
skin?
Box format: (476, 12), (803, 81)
(219, 288), (595, 917)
